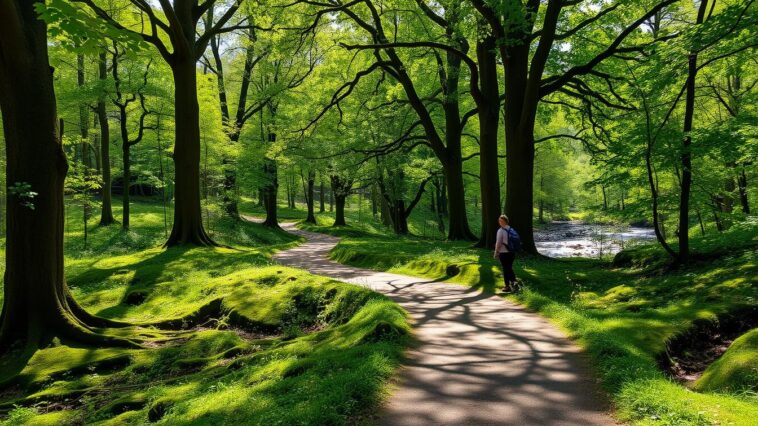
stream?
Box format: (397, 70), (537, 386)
(534, 221), (656, 258)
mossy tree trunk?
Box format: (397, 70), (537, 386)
(0, 0), (133, 352)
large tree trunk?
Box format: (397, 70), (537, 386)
(97, 51), (115, 226)
(441, 50), (475, 241)
(334, 195), (346, 226)
(166, 59), (216, 246)
(0, 0), (132, 352)
(475, 35), (501, 249)
(504, 128), (537, 253)
(501, 42), (539, 254)
(444, 159), (474, 240)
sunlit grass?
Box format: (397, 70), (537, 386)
(0, 198), (410, 425)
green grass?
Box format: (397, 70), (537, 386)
(298, 214), (758, 425)
(0, 198), (410, 425)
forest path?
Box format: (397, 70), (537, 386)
(263, 220), (614, 425)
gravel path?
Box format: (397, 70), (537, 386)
(271, 222), (614, 425)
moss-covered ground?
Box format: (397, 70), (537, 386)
(294, 210), (758, 425)
(0, 199), (410, 425)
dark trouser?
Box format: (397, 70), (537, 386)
(498, 252), (516, 287)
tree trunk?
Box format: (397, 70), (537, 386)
(122, 143), (131, 230)
(77, 52), (92, 236)
(601, 185), (608, 210)
(381, 196), (392, 226)
(500, 40), (539, 254)
(330, 175), (351, 226)
(475, 35), (501, 249)
(392, 200), (409, 234)
(334, 195), (346, 226)
(305, 170), (316, 224)
(678, 0), (709, 263)
(738, 167), (750, 214)
(430, 185), (436, 212)
(444, 160), (474, 240)
(439, 177), (448, 215)
(722, 172), (735, 213)
(0, 0), (132, 351)
(539, 175), (545, 224)
(166, 58), (216, 246)
(97, 51), (115, 226)
(696, 209), (706, 236)
(370, 183), (378, 218)
(319, 179), (325, 212)
(222, 157), (239, 219)
(262, 133), (279, 228)
(441, 48), (475, 241)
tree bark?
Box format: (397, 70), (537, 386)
(261, 131), (279, 228)
(96, 50), (115, 226)
(166, 58), (216, 245)
(330, 175), (352, 226)
(0, 0), (133, 351)
(334, 195), (346, 226)
(738, 167), (750, 214)
(77, 52), (92, 236)
(319, 179), (325, 212)
(678, 0), (709, 263)
(475, 34), (502, 249)
(121, 137), (131, 230)
(304, 170), (316, 224)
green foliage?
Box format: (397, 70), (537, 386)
(6, 182), (37, 210)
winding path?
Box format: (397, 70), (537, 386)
(272, 222), (614, 425)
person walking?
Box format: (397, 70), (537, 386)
(494, 215), (518, 292)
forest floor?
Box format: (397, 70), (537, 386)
(280, 208), (757, 425)
(0, 200), (411, 425)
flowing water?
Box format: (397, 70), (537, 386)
(534, 221), (656, 258)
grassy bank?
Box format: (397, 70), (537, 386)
(0, 199), (411, 425)
(300, 216), (758, 425)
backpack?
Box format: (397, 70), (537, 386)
(506, 227), (521, 253)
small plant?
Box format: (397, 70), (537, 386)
(8, 181), (38, 210)
(3, 406), (38, 424)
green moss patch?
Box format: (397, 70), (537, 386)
(695, 328), (758, 394)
